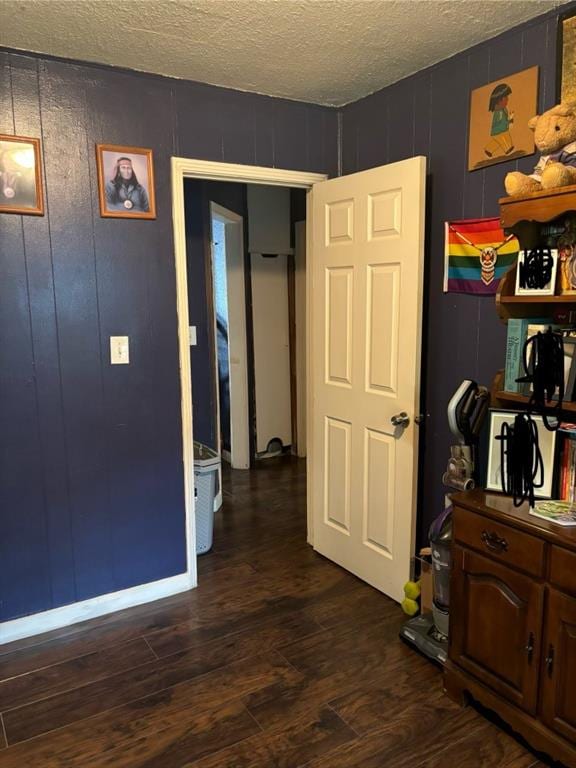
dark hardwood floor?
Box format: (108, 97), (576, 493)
(0, 456), (555, 766)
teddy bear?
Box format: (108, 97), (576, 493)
(505, 102), (576, 196)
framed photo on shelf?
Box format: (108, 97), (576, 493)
(0, 134), (44, 216)
(558, 241), (576, 294)
(96, 144), (156, 219)
(515, 248), (558, 296)
(485, 409), (557, 498)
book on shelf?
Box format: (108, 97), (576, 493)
(555, 426), (576, 503)
(504, 321), (576, 398)
(504, 318), (552, 393)
(530, 501), (576, 527)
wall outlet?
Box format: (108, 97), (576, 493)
(110, 336), (130, 365)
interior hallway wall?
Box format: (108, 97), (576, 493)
(341, 5), (567, 543)
(184, 180), (248, 453)
(0, 49), (337, 623)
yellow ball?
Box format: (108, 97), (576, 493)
(401, 597), (420, 616)
(404, 580), (421, 600)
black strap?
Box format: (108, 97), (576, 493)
(517, 329), (564, 431)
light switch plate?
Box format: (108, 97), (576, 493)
(110, 335), (129, 365)
(189, 326), (197, 346)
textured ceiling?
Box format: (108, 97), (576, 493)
(0, 0), (563, 106)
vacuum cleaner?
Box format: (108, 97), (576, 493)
(399, 380), (489, 664)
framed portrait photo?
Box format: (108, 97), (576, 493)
(485, 409), (557, 499)
(0, 135), (44, 215)
(96, 144), (156, 219)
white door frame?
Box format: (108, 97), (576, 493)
(172, 158), (327, 588)
(209, 201), (250, 474)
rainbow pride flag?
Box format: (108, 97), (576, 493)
(444, 217), (519, 295)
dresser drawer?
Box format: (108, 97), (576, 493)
(549, 546), (576, 596)
(453, 506), (545, 578)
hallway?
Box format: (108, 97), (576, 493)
(0, 458), (548, 766)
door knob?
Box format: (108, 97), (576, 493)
(391, 412), (410, 427)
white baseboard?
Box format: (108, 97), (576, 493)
(0, 571), (195, 646)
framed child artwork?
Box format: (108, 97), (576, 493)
(468, 66), (539, 171)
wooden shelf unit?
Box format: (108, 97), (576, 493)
(496, 263), (576, 322)
(446, 490), (576, 768)
(446, 186), (576, 766)
(494, 390), (576, 415)
(499, 184), (576, 228)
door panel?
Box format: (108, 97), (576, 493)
(363, 427), (395, 557)
(450, 547), (543, 714)
(541, 588), (576, 742)
(326, 267), (353, 387)
(366, 264), (400, 395)
(310, 157), (426, 601)
(324, 417), (351, 534)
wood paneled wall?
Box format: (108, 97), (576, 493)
(341, 7), (565, 543)
(0, 51), (337, 622)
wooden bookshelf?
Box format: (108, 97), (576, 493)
(494, 390), (576, 415)
(501, 295), (576, 304)
(499, 184), (576, 228)
(496, 263), (576, 321)
(492, 371), (576, 417)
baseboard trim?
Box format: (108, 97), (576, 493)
(0, 572), (195, 645)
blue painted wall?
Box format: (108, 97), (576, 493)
(0, 4), (565, 621)
(0, 50), (337, 622)
(341, 6), (566, 543)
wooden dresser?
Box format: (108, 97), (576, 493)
(445, 489), (576, 766)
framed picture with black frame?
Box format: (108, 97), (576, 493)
(485, 409), (557, 498)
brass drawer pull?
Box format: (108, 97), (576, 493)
(481, 530), (509, 554)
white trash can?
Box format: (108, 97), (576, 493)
(193, 442), (220, 554)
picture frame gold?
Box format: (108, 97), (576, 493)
(557, 8), (576, 104)
(96, 144), (156, 220)
(0, 134), (44, 216)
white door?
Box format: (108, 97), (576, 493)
(210, 203), (250, 471)
(310, 157), (426, 602)
(224, 219), (250, 469)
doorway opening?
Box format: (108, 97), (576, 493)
(172, 156), (425, 604)
(181, 173), (312, 574)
